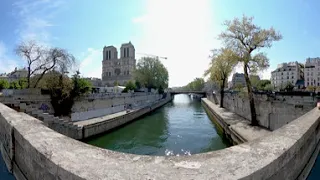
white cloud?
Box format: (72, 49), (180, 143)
(132, 0), (222, 87)
(0, 41), (21, 73)
(79, 48), (102, 78)
(132, 15), (148, 24)
(13, 0), (65, 44)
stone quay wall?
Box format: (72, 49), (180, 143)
(71, 92), (163, 121)
(81, 94), (173, 139)
(213, 93), (316, 130)
(1, 98), (320, 179)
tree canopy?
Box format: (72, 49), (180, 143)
(184, 78), (205, 91)
(204, 48), (237, 107)
(219, 15), (282, 125)
(122, 81), (136, 93)
(16, 41), (75, 88)
(134, 57), (169, 91)
(0, 79), (9, 91)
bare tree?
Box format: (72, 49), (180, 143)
(16, 41), (75, 88)
(219, 15), (282, 125)
(15, 41), (43, 88)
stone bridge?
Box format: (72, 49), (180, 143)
(170, 90), (206, 96)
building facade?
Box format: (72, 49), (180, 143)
(0, 67), (28, 82)
(304, 57), (320, 87)
(231, 73), (246, 88)
(102, 42), (136, 86)
(271, 62), (304, 89)
(84, 77), (103, 87)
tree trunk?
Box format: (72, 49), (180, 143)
(219, 79), (225, 108)
(243, 63), (258, 126)
(33, 69), (49, 88)
(27, 66), (31, 88)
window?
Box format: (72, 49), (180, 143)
(307, 72), (309, 76)
(311, 72), (313, 76)
(292, 76), (294, 79)
(287, 76), (289, 79)
(127, 48), (130, 57)
(109, 50), (111, 60)
(289, 68), (291, 71)
(307, 82), (309, 86)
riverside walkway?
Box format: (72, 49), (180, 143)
(202, 98), (271, 142)
(74, 109), (135, 126)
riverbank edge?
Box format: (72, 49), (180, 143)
(1, 97), (320, 179)
(80, 95), (173, 139)
(202, 98), (246, 145)
(201, 98), (272, 144)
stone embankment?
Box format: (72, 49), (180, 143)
(202, 98), (271, 144)
(0, 92), (171, 140)
(214, 93), (317, 130)
(75, 95), (173, 139)
(1, 97), (320, 179)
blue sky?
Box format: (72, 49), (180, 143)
(0, 0), (319, 87)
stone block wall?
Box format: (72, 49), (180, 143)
(71, 93), (162, 121)
(1, 98), (320, 179)
(214, 93), (316, 130)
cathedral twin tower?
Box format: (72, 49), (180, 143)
(102, 42), (136, 86)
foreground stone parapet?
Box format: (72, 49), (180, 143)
(1, 101), (320, 179)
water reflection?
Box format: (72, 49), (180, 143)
(86, 94), (230, 156)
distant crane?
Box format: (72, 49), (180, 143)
(136, 53), (167, 60)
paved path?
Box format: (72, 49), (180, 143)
(73, 109), (137, 126)
(202, 98), (271, 142)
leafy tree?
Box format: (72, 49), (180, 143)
(284, 82), (294, 91)
(134, 57), (169, 91)
(185, 78), (205, 91)
(18, 78), (28, 89)
(16, 41), (75, 88)
(71, 71), (92, 97)
(264, 83), (274, 91)
(0, 79), (9, 91)
(249, 75), (260, 88)
(256, 80), (271, 90)
(9, 81), (21, 89)
(122, 81), (136, 93)
(234, 83), (244, 91)
(158, 85), (164, 94)
(306, 86), (316, 92)
(204, 48), (237, 107)
(219, 15), (282, 125)
(135, 81), (141, 89)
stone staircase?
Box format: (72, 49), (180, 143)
(2, 100), (83, 140)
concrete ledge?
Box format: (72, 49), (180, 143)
(1, 99), (320, 179)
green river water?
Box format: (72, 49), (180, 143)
(86, 94), (231, 156)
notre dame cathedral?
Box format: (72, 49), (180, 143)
(102, 42), (136, 86)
